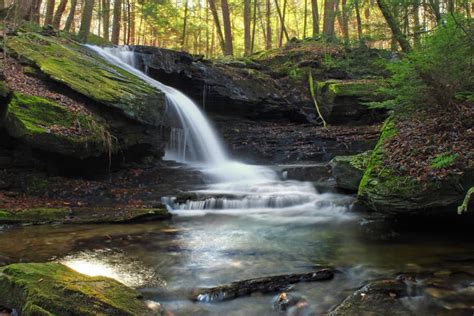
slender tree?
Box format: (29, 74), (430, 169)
(44, 0), (55, 25)
(182, 0), (189, 49)
(250, 0), (257, 52)
(311, 0), (319, 36)
(221, 0), (233, 55)
(266, 0), (272, 49)
(52, 0), (68, 29)
(354, 0), (362, 40)
(376, 0), (411, 52)
(322, 0), (337, 39)
(78, 0), (95, 41)
(111, 0), (121, 44)
(274, 0), (289, 45)
(208, 0), (226, 53)
(63, 0), (77, 31)
(244, 0), (251, 55)
(102, 0), (110, 41)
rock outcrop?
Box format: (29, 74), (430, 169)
(1, 30), (168, 164)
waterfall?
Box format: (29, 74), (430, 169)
(86, 45), (353, 218)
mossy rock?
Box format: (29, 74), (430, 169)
(6, 32), (165, 126)
(1, 92), (114, 158)
(0, 263), (156, 315)
(0, 207), (171, 225)
(358, 116), (468, 214)
(316, 80), (387, 124)
(330, 151), (372, 192)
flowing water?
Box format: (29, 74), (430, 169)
(1, 46), (472, 315)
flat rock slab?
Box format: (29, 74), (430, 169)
(0, 207), (170, 225)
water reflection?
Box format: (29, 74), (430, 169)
(59, 249), (163, 288)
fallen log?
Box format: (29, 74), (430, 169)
(194, 269), (334, 302)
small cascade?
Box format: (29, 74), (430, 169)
(87, 45), (353, 220)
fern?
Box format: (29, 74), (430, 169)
(430, 152), (459, 169)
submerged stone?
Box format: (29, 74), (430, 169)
(0, 263), (158, 315)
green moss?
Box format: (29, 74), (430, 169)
(0, 263), (151, 315)
(358, 116), (417, 198)
(430, 152), (459, 169)
(4, 92), (115, 157)
(0, 208), (68, 224)
(350, 150), (373, 171)
(6, 33), (165, 126)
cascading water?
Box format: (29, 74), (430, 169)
(87, 45), (353, 222)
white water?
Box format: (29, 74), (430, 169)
(87, 46), (354, 222)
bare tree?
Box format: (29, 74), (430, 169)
(266, 0), (272, 49)
(323, 0), (337, 39)
(63, 0), (77, 31)
(221, 0), (233, 55)
(52, 0), (68, 28)
(78, 0), (95, 41)
(208, 0), (226, 53)
(102, 0), (110, 41)
(311, 0), (319, 36)
(244, 0), (251, 55)
(44, 0), (55, 25)
(111, 0), (121, 44)
(376, 0), (411, 52)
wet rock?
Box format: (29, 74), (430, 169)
(330, 151), (371, 192)
(0, 263), (159, 315)
(278, 163), (330, 182)
(132, 46), (307, 122)
(329, 279), (413, 316)
(0, 207), (171, 225)
(273, 292), (309, 312)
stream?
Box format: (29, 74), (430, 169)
(0, 46), (472, 315)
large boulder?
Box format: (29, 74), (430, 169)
(2, 92), (113, 158)
(6, 33), (166, 127)
(358, 116), (473, 215)
(330, 151), (371, 192)
(0, 263), (158, 315)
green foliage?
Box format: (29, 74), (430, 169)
(430, 152), (459, 169)
(373, 16), (473, 109)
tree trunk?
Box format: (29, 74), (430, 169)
(52, 0), (68, 28)
(303, 0), (307, 37)
(244, 0), (251, 55)
(250, 0), (257, 53)
(322, 0), (336, 39)
(102, 0), (110, 41)
(63, 0), (77, 31)
(278, 0), (287, 46)
(30, 0), (42, 23)
(111, 0), (121, 44)
(265, 0), (272, 49)
(311, 0), (319, 36)
(208, 0), (226, 54)
(274, 0), (289, 46)
(14, 0), (33, 21)
(376, 0), (411, 52)
(221, 0), (233, 55)
(182, 0), (188, 49)
(129, 0), (135, 44)
(354, 0), (362, 41)
(122, 0), (128, 44)
(339, 0), (349, 46)
(44, 0), (55, 25)
(412, 0), (420, 47)
(78, 0), (94, 42)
